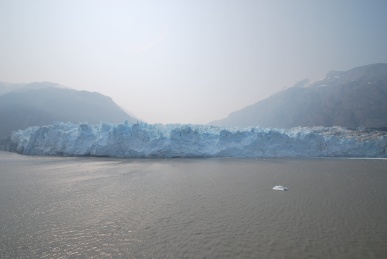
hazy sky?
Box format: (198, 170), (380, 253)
(1, 0), (387, 124)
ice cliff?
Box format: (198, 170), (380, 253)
(8, 121), (387, 158)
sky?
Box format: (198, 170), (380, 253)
(1, 0), (387, 124)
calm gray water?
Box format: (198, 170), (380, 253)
(1, 151), (387, 258)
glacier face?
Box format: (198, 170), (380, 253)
(8, 121), (387, 158)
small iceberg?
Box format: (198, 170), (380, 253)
(273, 185), (288, 191)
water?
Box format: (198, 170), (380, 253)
(1, 151), (387, 258)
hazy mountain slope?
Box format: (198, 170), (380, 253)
(210, 63), (387, 128)
(0, 81), (69, 96)
(0, 82), (137, 140)
(0, 81), (26, 96)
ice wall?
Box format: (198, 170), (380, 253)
(8, 121), (387, 158)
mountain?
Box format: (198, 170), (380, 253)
(0, 82), (137, 142)
(210, 63), (387, 129)
(0, 81), (27, 95)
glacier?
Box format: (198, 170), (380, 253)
(7, 121), (387, 158)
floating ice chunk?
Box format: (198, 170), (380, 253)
(273, 185), (288, 191)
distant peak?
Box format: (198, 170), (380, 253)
(25, 81), (69, 89)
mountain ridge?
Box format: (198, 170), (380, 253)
(0, 82), (138, 142)
(210, 63), (387, 129)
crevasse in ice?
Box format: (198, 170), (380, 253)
(8, 121), (387, 158)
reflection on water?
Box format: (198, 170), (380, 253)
(1, 152), (387, 258)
